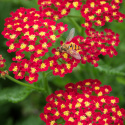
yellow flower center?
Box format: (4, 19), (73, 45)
(37, 49), (43, 54)
(16, 27), (22, 31)
(63, 111), (69, 116)
(73, 2), (78, 8)
(20, 43), (27, 49)
(50, 25), (56, 30)
(85, 111), (92, 117)
(33, 24), (39, 30)
(40, 63), (46, 69)
(9, 44), (15, 50)
(29, 76), (34, 81)
(61, 9), (67, 15)
(90, 2), (95, 7)
(50, 35), (56, 40)
(10, 34), (16, 39)
(29, 35), (35, 40)
(46, 11), (51, 16)
(13, 66), (18, 71)
(31, 67), (36, 74)
(68, 117), (74, 122)
(28, 45), (34, 51)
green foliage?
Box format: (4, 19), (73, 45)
(116, 77), (125, 85)
(96, 60), (125, 76)
(0, 86), (33, 103)
(16, 115), (45, 125)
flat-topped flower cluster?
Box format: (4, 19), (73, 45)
(2, 0), (125, 83)
(81, 0), (124, 28)
(38, 0), (82, 20)
(2, 8), (68, 83)
(40, 79), (125, 125)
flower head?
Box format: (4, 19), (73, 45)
(81, 0), (125, 28)
(40, 79), (125, 125)
(50, 28), (120, 77)
(2, 7), (68, 83)
(2, 1), (124, 83)
(38, 0), (82, 20)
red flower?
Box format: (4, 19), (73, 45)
(40, 79), (125, 125)
(25, 73), (38, 84)
(39, 60), (50, 71)
(14, 71), (25, 79)
(12, 51), (25, 62)
(9, 62), (20, 74)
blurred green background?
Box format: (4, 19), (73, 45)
(0, 0), (125, 125)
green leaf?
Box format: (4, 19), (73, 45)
(16, 115), (45, 125)
(116, 77), (125, 85)
(95, 60), (125, 76)
(0, 86), (33, 103)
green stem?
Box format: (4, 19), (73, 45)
(67, 15), (82, 18)
(58, 59), (65, 64)
(46, 70), (53, 77)
(81, 27), (85, 37)
(67, 17), (81, 33)
(42, 72), (51, 96)
(80, 17), (86, 37)
(6, 75), (46, 93)
(86, 63), (95, 79)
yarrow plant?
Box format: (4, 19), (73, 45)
(2, 1), (124, 82)
(40, 79), (125, 125)
(1, 0), (125, 124)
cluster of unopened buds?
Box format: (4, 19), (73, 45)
(0, 54), (8, 78)
(40, 79), (125, 125)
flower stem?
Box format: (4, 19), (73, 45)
(6, 75), (46, 93)
(46, 70), (53, 77)
(42, 72), (51, 96)
(67, 15), (82, 18)
(67, 17), (81, 33)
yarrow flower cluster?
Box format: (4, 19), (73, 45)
(40, 79), (125, 125)
(38, 0), (125, 26)
(81, 0), (125, 28)
(2, 0), (125, 83)
(50, 28), (120, 77)
(2, 7), (68, 83)
(38, 0), (82, 20)
(0, 54), (8, 78)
